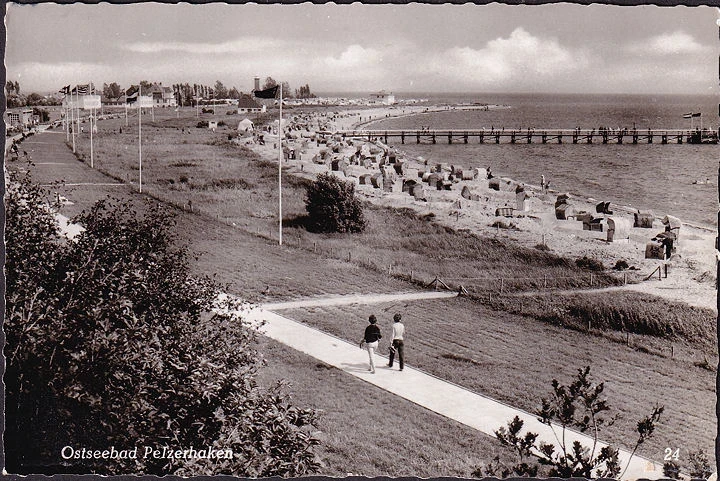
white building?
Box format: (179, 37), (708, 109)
(369, 90), (396, 105)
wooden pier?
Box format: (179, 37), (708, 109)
(321, 128), (719, 145)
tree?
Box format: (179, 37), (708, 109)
(103, 82), (123, 99)
(281, 81), (291, 98)
(5, 171), (321, 476)
(228, 87), (241, 99)
(25, 92), (45, 105)
(305, 172), (367, 233)
(263, 77), (277, 90)
(477, 366), (664, 479)
(139, 80), (153, 91)
(214, 80), (228, 100)
(296, 84), (315, 99)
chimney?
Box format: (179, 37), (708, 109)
(254, 77), (260, 91)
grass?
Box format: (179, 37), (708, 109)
(254, 336), (515, 477)
(279, 297), (716, 465)
(58, 109), (718, 469)
(481, 291), (717, 346)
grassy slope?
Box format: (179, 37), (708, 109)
(63, 110), (717, 469)
(279, 297), (715, 463)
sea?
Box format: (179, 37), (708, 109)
(343, 93), (719, 229)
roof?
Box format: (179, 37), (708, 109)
(237, 95), (261, 109)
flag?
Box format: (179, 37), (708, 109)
(76, 84), (90, 95)
(683, 112), (701, 118)
(254, 85), (278, 99)
(126, 91), (138, 104)
(58, 85), (70, 94)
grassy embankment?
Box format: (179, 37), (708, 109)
(68, 109), (717, 467)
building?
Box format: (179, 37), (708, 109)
(146, 83), (177, 107)
(237, 94), (266, 114)
(369, 90), (396, 105)
(7, 109), (35, 128)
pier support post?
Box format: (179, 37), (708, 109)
(510, 132), (516, 144)
(384, 132), (388, 143)
(401, 132), (405, 144)
(587, 134), (593, 144)
(463, 133), (468, 144)
(602, 133), (608, 144)
(558, 134), (562, 144)
(479, 133), (484, 144)
(542, 134), (547, 144)
(416, 134), (420, 144)
(448, 133), (452, 144)
(572, 134), (578, 144)
(495, 134), (500, 144)
(618, 135), (623, 144)
(432, 133), (436, 144)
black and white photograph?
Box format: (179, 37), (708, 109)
(3, 2), (718, 479)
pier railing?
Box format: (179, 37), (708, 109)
(320, 128), (719, 145)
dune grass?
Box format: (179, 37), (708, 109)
(280, 297), (716, 465)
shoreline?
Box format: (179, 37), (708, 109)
(246, 105), (717, 311)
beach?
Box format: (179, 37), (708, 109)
(246, 104), (717, 311)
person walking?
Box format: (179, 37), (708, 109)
(387, 313), (405, 371)
(360, 315), (382, 374)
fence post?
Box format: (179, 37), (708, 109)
(623, 272), (627, 285)
(500, 278), (504, 294)
(590, 273), (594, 286)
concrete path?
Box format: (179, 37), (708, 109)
(264, 291), (458, 310)
(250, 299), (663, 481)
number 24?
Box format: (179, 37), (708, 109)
(664, 448), (680, 461)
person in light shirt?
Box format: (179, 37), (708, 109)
(387, 313), (405, 371)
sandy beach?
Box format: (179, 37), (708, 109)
(245, 105), (717, 312)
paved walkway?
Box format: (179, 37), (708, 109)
(251, 294), (663, 481)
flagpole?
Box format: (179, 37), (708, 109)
(139, 84), (143, 193)
(89, 81), (94, 168)
(278, 83), (283, 246)
(71, 90), (76, 153)
(76, 88), (81, 136)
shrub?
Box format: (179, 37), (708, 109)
(197, 120), (209, 128)
(575, 255), (604, 271)
(305, 172), (366, 233)
(613, 259), (630, 270)
(478, 366), (664, 479)
(4, 172), (320, 476)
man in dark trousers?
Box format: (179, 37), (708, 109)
(388, 313), (405, 371)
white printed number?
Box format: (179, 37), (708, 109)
(664, 448), (680, 461)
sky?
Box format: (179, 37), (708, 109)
(4, 2), (719, 96)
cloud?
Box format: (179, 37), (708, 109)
(632, 31), (708, 55)
(124, 37), (287, 55)
(427, 28), (589, 89)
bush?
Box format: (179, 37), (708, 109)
(575, 255), (604, 271)
(197, 120), (209, 128)
(4, 171), (320, 475)
(305, 172), (366, 233)
(478, 367), (664, 479)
